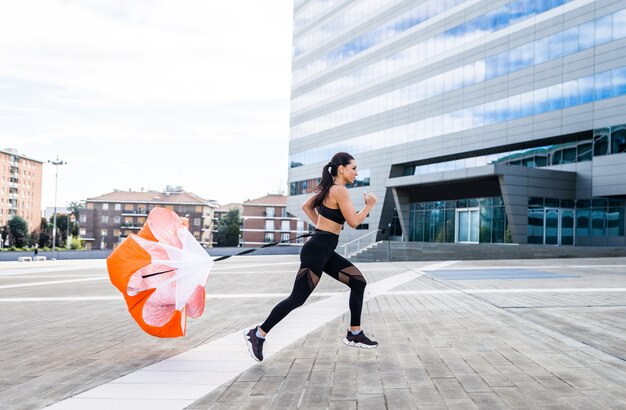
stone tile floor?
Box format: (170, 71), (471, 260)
(0, 257), (625, 409)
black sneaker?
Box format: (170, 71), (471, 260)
(244, 327), (265, 361)
(343, 330), (378, 349)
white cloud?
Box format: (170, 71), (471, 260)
(0, 0), (293, 208)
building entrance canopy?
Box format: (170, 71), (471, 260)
(387, 164), (576, 245)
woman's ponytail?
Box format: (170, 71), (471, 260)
(312, 152), (354, 209)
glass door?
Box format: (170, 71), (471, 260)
(561, 209), (575, 245)
(545, 208), (559, 245)
(456, 208), (479, 243)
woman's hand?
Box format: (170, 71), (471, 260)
(363, 191), (377, 206)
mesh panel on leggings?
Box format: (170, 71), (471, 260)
(337, 265), (366, 286)
(296, 267), (319, 290)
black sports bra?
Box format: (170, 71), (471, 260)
(318, 203), (346, 225)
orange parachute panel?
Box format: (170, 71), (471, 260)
(106, 207), (213, 338)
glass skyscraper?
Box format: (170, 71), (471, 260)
(288, 0), (626, 247)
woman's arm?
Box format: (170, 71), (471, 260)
(334, 186), (376, 229)
(301, 194), (319, 226)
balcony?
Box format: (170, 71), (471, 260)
(120, 224), (142, 230)
(121, 211), (148, 216)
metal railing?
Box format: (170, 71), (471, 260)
(340, 229), (380, 257)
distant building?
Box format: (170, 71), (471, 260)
(241, 194), (309, 247)
(81, 186), (216, 250)
(0, 148), (43, 232)
(44, 206), (70, 221)
(214, 203), (244, 220)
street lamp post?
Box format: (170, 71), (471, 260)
(48, 156), (67, 259)
(67, 213), (71, 249)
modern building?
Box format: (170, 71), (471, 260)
(0, 148), (43, 233)
(241, 194), (309, 247)
(288, 0), (626, 247)
(81, 186), (216, 249)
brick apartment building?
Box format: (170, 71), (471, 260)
(81, 186), (216, 249)
(241, 194), (309, 247)
(0, 148), (43, 234)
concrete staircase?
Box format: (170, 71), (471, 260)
(345, 241), (383, 260)
(349, 241), (626, 262)
(348, 241), (390, 262)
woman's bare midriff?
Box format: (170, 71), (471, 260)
(316, 215), (343, 235)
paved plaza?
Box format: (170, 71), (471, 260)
(1, 255), (626, 409)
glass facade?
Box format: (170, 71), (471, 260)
(290, 169), (371, 196)
(399, 123), (626, 176)
(292, 7), (625, 136)
(294, 0), (573, 85)
(294, 0), (343, 32)
(289, 0), (626, 247)
(409, 197), (508, 244)
(294, 0), (467, 76)
(528, 197), (625, 244)
(290, 64), (626, 167)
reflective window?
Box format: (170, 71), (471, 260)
(578, 20), (595, 49)
(290, 65), (626, 167)
(576, 209), (590, 237)
(291, 9), (626, 139)
(563, 26), (579, 55)
(577, 143), (592, 162)
(595, 71), (613, 100)
(595, 14), (612, 45)
(611, 125), (626, 153)
(530, 197), (625, 241)
(294, 0), (343, 32)
(607, 208), (625, 236)
(410, 197), (508, 243)
(591, 209), (605, 237)
(293, 0), (573, 86)
(613, 67), (626, 96)
(292, 2), (584, 112)
(294, 0), (466, 78)
(593, 128), (610, 157)
(613, 10), (626, 39)
(290, 169), (370, 195)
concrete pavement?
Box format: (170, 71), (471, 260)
(1, 256), (626, 409)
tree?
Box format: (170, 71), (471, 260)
(54, 213), (71, 248)
(38, 217), (51, 248)
(215, 209), (241, 247)
(67, 201), (85, 237)
(0, 225), (8, 248)
(8, 216), (29, 248)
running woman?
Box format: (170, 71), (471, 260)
(245, 152), (378, 362)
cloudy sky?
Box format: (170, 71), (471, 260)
(0, 0), (294, 209)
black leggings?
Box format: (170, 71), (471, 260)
(260, 230), (367, 333)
